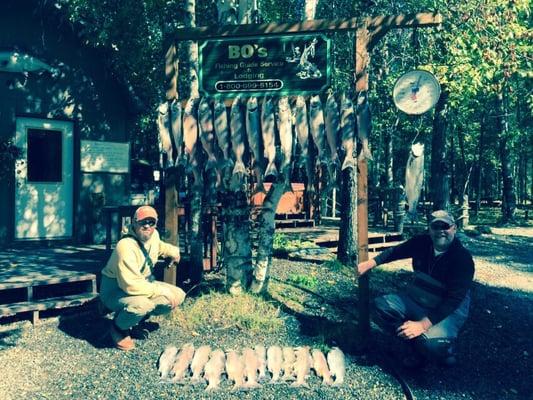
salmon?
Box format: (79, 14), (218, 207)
(242, 347), (262, 389)
(327, 346), (346, 386)
(204, 349), (225, 391)
(170, 343), (195, 382)
(339, 92), (356, 171)
(157, 102), (173, 168)
(325, 91), (341, 166)
(311, 348), (333, 385)
(255, 345), (267, 382)
(198, 97), (218, 171)
(405, 142), (425, 219)
(246, 96), (265, 193)
(190, 345), (211, 384)
(356, 91), (373, 160)
(230, 96), (248, 190)
(158, 345), (178, 380)
(266, 345), (283, 383)
(170, 98), (183, 166)
(261, 96), (277, 180)
(291, 346), (313, 388)
(225, 349), (245, 390)
(281, 346), (296, 381)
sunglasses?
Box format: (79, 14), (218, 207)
(136, 218), (157, 227)
(430, 222), (453, 231)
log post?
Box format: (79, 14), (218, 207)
(163, 41), (179, 285)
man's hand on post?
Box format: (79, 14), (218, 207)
(357, 259), (377, 277)
(167, 255), (180, 269)
(396, 318), (433, 340)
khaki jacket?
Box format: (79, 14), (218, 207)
(101, 227), (180, 297)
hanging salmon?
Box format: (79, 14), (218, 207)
(340, 93), (356, 170)
(405, 142), (425, 219)
(183, 97), (203, 188)
(214, 98), (233, 167)
(157, 101), (173, 169)
(356, 91), (373, 160)
(277, 96), (293, 187)
(294, 95), (315, 192)
(246, 96), (265, 193)
(170, 98), (183, 166)
(230, 96), (248, 190)
(198, 97), (218, 171)
(325, 91), (341, 166)
(308, 95), (328, 165)
(261, 95), (277, 180)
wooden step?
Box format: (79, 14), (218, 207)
(276, 219), (315, 229)
(0, 270), (97, 324)
(0, 293), (97, 316)
(0, 293), (98, 324)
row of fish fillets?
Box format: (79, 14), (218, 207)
(158, 343), (346, 391)
(157, 93), (372, 191)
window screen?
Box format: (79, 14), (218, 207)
(27, 128), (62, 182)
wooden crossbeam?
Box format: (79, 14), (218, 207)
(172, 13), (442, 41)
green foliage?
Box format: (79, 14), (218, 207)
(272, 233), (315, 256)
(50, 0), (532, 206)
(0, 139), (21, 180)
(287, 273), (318, 290)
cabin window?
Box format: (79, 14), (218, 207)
(27, 128), (62, 182)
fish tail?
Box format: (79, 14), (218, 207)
(252, 181), (266, 195)
(341, 153), (356, 170)
(264, 161), (278, 179)
(205, 157), (217, 171)
(232, 160), (247, 177)
(358, 142), (373, 161)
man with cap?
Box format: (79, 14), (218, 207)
(100, 205), (185, 351)
(357, 210), (475, 368)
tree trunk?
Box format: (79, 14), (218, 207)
(474, 115), (485, 216)
(430, 88), (450, 211)
(251, 0), (319, 293)
(183, 0), (199, 98)
(497, 89), (516, 222)
(251, 183), (285, 293)
(182, 0), (203, 287)
(216, 0), (254, 293)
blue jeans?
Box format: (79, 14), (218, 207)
(374, 292), (470, 360)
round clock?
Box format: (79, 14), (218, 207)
(392, 70), (441, 115)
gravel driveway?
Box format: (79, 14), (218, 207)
(0, 228), (531, 400)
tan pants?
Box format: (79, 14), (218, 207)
(100, 276), (186, 331)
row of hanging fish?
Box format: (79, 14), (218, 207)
(158, 343), (346, 391)
(157, 93), (373, 193)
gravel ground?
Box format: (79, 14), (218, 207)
(0, 227), (531, 400)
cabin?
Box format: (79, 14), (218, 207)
(0, 1), (136, 247)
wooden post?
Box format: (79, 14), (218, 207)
(163, 39), (179, 285)
(355, 27), (371, 346)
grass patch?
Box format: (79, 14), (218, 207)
(268, 281), (306, 313)
(322, 258), (354, 277)
(287, 273), (318, 290)
(169, 291), (284, 335)
(273, 233), (316, 257)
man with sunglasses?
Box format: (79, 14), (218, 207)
(357, 210), (475, 368)
(100, 205), (184, 351)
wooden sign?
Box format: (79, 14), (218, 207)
(199, 34), (330, 96)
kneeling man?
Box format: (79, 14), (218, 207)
(100, 206), (185, 351)
(357, 210), (475, 367)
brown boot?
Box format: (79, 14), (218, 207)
(110, 324), (135, 351)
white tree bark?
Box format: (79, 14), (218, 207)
(251, 0), (319, 294)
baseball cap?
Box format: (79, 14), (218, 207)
(430, 210), (455, 225)
(134, 205), (158, 222)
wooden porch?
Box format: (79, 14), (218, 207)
(0, 245), (105, 324)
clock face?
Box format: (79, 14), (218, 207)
(392, 70), (441, 115)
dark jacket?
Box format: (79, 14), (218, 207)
(373, 234), (475, 324)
